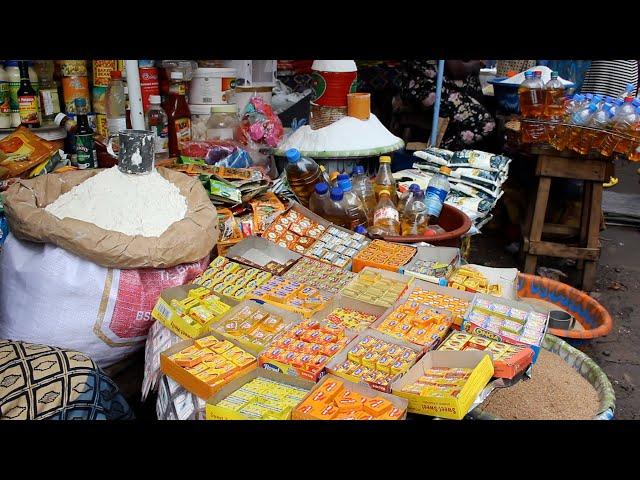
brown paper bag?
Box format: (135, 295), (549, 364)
(3, 167), (219, 269)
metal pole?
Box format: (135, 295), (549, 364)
(125, 60), (145, 130)
(430, 59), (445, 146)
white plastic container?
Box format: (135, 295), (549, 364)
(231, 83), (274, 113)
(189, 68), (236, 105)
(189, 104), (212, 140)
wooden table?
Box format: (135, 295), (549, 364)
(521, 145), (612, 291)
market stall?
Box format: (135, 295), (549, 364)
(0, 59), (616, 421)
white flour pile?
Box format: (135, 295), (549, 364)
(45, 167), (188, 237)
(279, 114), (402, 153)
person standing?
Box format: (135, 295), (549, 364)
(580, 60), (639, 98)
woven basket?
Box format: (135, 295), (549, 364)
(309, 102), (347, 130)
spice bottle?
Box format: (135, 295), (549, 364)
(17, 61), (40, 128)
(74, 98), (97, 169)
(164, 70), (191, 157)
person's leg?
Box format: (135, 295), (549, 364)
(440, 92), (496, 151)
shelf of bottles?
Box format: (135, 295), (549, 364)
(519, 118), (640, 160)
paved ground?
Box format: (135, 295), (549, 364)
(470, 157), (640, 420)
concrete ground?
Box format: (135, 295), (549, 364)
(470, 157), (640, 420)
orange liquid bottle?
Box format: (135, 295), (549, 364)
(543, 71), (565, 145)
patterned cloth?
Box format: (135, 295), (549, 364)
(496, 60), (537, 77)
(398, 60), (496, 151)
(0, 339), (134, 420)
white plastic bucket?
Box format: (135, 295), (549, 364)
(189, 68), (236, 105)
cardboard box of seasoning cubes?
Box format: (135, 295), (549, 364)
(391, 350), (494, 420)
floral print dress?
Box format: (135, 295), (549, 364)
(399, 60), (496, 151)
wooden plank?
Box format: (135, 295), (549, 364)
(542, 223), (580, 236)
(528, 176), (551, 242)
(528, 241), (600, 260)
(537, 155), (607, 181)
(582, 181), (604, 291)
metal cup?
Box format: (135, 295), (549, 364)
(107, 129), (155, 175)
(548, 310), (575, 330)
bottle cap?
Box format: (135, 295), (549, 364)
(211, 104), (238, 113)
(379, 156), (391, 163)
(315, 182), (329, 195)
(320, 165), (327, 173)
(379, 189), (390, 196)
(633, 99), (640, 108)
(337, 173), (349, 182)
(329, 171), (339, 182)
(338, 178), (353, 191)
(170, 70), (184, 80)
(533, 71), (542, 77)
(353, 165), (365, 175)
(636, 107), (640, 115)
(593, 95), (602, 103)
(74, 98), (87, 108)
(551, 71), (558, 78)
(588, 104), (598, 112)
(149, 95), (161, 104)
(355, 225), (368, 234)
(330, 187), (344, 201)
(54, 112), (69, 127)
(110, 70), (122, 79)
(627, 83), (635, 92)
(524, 71), (534, 78)
(285, 148), (301, 163)
(439, 166), (452, 175)
(624, 96), (633, 102)
(409, 183), (421, 192)
(585, 93), (593, 100)
(574, 94), (585, 102)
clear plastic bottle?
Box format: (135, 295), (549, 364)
(519, 71), (544, 142)
(319, 165), (331, 184)
(284, 148), (323, 208)
(145, 95), (169, 161)
(324, 187), (351, 229)
(568, 103), (598, 153)
(337, 174), (368, 230)
(206, 104), (239, 140)
(628, 107), (640, 161)
(401, 190), (428, 236)
(34, 60), (59, 127)
(374, 155), (397, 202)
(578, 103), (611, 155)
(397, 183), (421, 215)
(351, 165), (376, 225)
(543, 71), (564, 119)
(549, 93), (585, 150)
(618, 83), (636, 100)
(600, 97), (636, 156)
(372, 189), (401, 235)
(106, 70), (127, 138)
(425, 166), (451, 225)
(329, 171), (340, 187)
(309, 182), (330, 217)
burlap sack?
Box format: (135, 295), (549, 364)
(2, 167), (218, 269)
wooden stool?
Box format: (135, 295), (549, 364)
(521, 146), (610, 292)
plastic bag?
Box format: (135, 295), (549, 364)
(180, 140), (254, 168)
(237, 96), (284, 149)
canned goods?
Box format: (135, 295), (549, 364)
(62, 77), (90, 113)
(92, 60), (120, 87)
(57, 60), (88, 77)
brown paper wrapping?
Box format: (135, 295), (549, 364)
(3, 167), (219, 269)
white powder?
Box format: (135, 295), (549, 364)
(279, 114), (402, 154)
(311, 60), (357, 72)
(45, 167), (188, 237)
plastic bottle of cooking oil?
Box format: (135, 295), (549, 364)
(309, 182), (330, 218)
(374, 156), (397, 202)
(397, 183), (421, 215)
(285, 148), (322, 208)
(323, 187), (351, 229)
(351, 165), (376, 225)
(567, 103), (598, 153)
(628, 107), (640, 161)
(519, 71), (545, 143)
(372, 189), (400, 235)
(336, 174), (368, 230)
(401, 190), (428, 236)
(600, 97), (636, 157)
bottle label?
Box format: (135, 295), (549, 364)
(425, 186), (448, 217)
(18, 95), (39, 124)
(39, 88), (60, 116)
(8, 81), (19, 111)
(169, 83), (186, 95)
(0, 82), (9, 114)
(174, 117), (192, 149)
(373, 206), (399, 224)
(75, 133), (97, 169)
(153, 123), (169, 153)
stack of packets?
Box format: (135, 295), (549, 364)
(406, 289), (470, 330)
(169, 287), (231, 337)
(167, 336), (256, 390)
(352, 240), (417, 273)
(463, 297), (548, 357)
(406, 259), (454, 280)
(212, 303), (290, 354)
(217, 208), (244, 254)
(341, 270), (411, 308)
(324, 307), (378, 332)
(263, 208), (370, 269)
(294, 377), (405, 420)
(283, 257), (356, 300)
(250, 277), (327, 317)
(437, 331), (534, 379)
(400, 366), (472, 399)
(449, 266), (501, 296)
(259, 319), (352, 381)
(375, 288), (453, 349)
(212, 377), (310, 420)
(331, 334), (420, 391)
(192, 256), (272, 301)
(263, 209), (328, 254)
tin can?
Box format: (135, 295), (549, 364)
(63, 76), (90, 113)
(57, 60), (88, 77)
